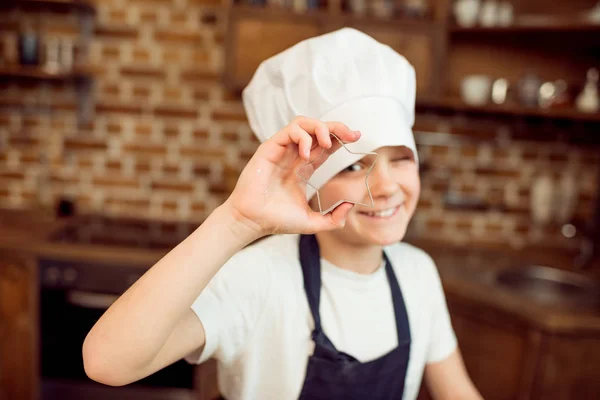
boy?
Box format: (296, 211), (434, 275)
(83, 28), (482, 400)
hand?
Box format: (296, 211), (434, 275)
(223, 116), (361, 239)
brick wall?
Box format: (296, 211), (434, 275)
(0, 0), (599, 252)
(0, 0), (255, 221)
(412, 121), (600, 250)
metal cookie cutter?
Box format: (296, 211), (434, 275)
(295, 133), (379, 215)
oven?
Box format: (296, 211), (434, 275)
(39, 215), (202, 400)
(39, 258), (195, 399)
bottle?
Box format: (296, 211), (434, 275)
(575, 68), (599, 113)
(292, 0), (307, 12)
(349, 0), (367, 16)
(530, 172), (555, 227)
(18, 22), (40, 66)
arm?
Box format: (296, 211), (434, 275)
(82, 118), (359, 386)
(82, 204), (256, 386)
(424, 348), (483, 400)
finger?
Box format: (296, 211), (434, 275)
(308, 138), (344, 171)
(306, 132), (342, 176)
(287, 124), (313, 160)
(305, 203), (355, 232)
(271, 118), (312, 150)
(295, 117), (332, 149)
(330, 202), (355, 225)
(325, 121), (361, 144)
(294, 133), (353, 181)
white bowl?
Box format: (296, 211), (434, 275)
(454, 0), (480, 27)
(461, 75), (492, 105)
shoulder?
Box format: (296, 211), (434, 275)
(384, 242), (442, 286)
(384, 241), (436, 270)
(240, 234), (299, 265)
(219, 234), (300, 280)
(224, 234), (297, 264)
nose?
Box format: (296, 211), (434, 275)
(367, 160), (398, 199)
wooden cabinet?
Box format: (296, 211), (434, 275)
(223, 6), (438, 96)
(0, 251), (38, 400)
(451, 312), (529, 399)
(222, 1), (600, 139)
(534, 334), (600, 400)
(225, 10), (322, 90)
(445, 293), (600, 400)
(194, 359), (221, 400)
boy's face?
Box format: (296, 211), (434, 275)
(313, 145), (420, 246)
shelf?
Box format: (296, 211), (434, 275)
(231, 4), (434, 30)
(416, 97), (600, 123)
(450, 19), (600, 34)
(0, 65), (93, 82)
(0, 0), (95, 14)
(0, 65), (94, 127)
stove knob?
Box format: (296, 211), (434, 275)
(45, 266), (61, 286)
(63, 267), (78, 284)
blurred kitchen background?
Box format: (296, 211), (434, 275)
(1, 0), (599, 399)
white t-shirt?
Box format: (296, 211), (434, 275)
(186, 234), (457, 400)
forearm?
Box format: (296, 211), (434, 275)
(425, 350), (484, 400)
(83, 202), (258, 380)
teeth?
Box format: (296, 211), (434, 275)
(366, 207), (397, 218)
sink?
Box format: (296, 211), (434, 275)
(495, 265), (600, 309)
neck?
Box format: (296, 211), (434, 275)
(315, 232), (384, 275)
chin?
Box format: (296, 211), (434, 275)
(367, 226), (407, 246)
(346, 205), (412, 246)
(343, 220), (409, 247)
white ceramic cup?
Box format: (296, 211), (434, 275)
(453, 0), (481, 27)
(461, 75), (492, 105)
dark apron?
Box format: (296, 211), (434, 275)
(297, 234), (411, 400)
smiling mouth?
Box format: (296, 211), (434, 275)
(358, 205), (402, 219)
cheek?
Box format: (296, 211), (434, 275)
(319, 178), (362, 203)
(398, 167), (421, 201)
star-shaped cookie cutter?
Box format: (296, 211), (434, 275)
(295, 133), (379, 215)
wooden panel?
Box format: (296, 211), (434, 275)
(224, 6), (437, 95)
(508, 0), (596, 15)
(0, 251), (38, 400)
(193, 358), (221, 400)
(343, 25), (434, 96)
(447, 37), (600, 99)
(227, 17), (320, 89)
(447, 299), (528, 400)
(534, 334), (600, 400)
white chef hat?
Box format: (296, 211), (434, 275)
(242, 27), (418, 199)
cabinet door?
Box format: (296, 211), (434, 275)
(224, 9), (321, 90)
(194, 358), (220, 400)
(0, 251), (38, 400)
(447, 296), (529, 400)
(534, 335), (600, 400)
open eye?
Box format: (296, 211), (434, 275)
(343, 163), (364, 173)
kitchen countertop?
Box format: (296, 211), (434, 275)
(1, 208), (600, 334)
(414, 240), (600, 334)
(0, 209), (169, 267)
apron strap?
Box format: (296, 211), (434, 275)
(299, 234), (324, 334)
(383, 251), (411, 344)
(299, 234), (411, 345)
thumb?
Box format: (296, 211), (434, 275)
(305, 203), (354, 232)
(330, 202), (354, 226)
